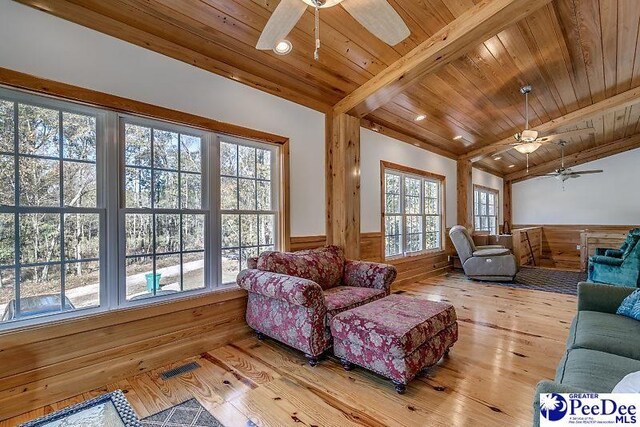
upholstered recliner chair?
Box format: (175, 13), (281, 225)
(449, 225), (518, 282)
(237, 246), (397, 366)
(588, 229), (640, 288)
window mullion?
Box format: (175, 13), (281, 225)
(12, 100), (20, 318)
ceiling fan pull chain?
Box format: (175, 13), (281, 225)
(314, 4), (320, 61)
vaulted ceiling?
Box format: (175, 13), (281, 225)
(18, 0), (640, 177)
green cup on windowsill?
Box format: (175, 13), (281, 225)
(145, 273), (162, 292)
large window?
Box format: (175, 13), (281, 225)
(0, 91), (104, 325)
(383, 163), (444, 258)
(474, 185), (499, 235)
(121, 118), (208, 301)
(0, 87), (282, 329)
(220, 139), (278, 284)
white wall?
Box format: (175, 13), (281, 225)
(360, 128), (458, 232)
(472, 168), (504, 225)
(513, 148), (640, 225)
(0, 1), (325, 236)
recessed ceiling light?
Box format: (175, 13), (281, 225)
(415, 115), (427, 122)
(493, 156), (502, 161)
(273, 40), (293, 55)
(508, 164), (516, 168)
(453, 135), (463, 140)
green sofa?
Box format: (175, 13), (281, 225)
(532, 283), (640, 426)
(588, 229), (640, 287)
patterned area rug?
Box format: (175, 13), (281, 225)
(452, 267), (587, 296)
(141, 399), (224, 427)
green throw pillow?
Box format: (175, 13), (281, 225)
(617, 289), (640, 320)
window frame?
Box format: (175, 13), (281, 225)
(0, 83), (289, 332)
(473, 184), (499, 236)
(217, 135), (280, 285)
(0, 86), (111, 328)
(380, 161), (446, 261)
(117, 114), (214, 308)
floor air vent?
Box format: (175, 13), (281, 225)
(160, 361), (201, 380)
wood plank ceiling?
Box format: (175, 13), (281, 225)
(17, 0), (640, 177)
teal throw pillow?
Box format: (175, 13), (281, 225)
(617, 289), (640, 320)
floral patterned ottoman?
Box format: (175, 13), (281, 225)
(330, 294), (458, 393)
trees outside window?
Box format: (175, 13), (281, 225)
(0, 92), (102, 323)
(383, 163), (444, 258)
(474, 186), (499, 235)
(220, 139), (278, 284)
(0, 88), (281, 329)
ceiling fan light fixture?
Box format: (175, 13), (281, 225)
(519, 129), (539, 142)
(301, 0), (344, 8)
(514, 141), (542, 154)
(273, 40), (293, 55)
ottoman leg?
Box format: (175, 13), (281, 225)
(445, 347), (451, 356)
(392, 381), (407, 394)
(305, 354), (319, 367)
(340, 358), (354, 371)
(256, 331), (266, 341)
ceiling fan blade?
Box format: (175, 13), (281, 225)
(536, 127), (595, 143)
(568, 169), (603, 175)
(341, 0), (410, 46)
(256, 0), (307, 50)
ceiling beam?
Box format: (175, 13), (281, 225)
(462, 85), (640, 162)
(505, 133), (640, 182)
(332, 0), (552, 118)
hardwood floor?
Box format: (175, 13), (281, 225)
(2, 273), (577, 427)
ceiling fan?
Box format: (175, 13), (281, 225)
(491, 85), (595, 171)
(256, 0), (410, 60)
(533, 141), (603, 186)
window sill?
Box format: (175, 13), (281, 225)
(384, 249), (446, 263)
(0, 284), (246, 341)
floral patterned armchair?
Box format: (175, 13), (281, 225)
(237, 246), (397, 366)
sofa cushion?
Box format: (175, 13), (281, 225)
(330, 295), (457, 358)
(472, 248), (511, 257)
(567, 310), (640, 360)
(323, 286), (385, 319)
(257, 246), (345, 290)
(556, 349), (640, 392)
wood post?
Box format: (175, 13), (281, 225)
(456, 159), (473, 230)
(326, 112), (361, 259)
(503, 180), (512, 232)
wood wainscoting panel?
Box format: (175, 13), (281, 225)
(0, 289), (250, 421)
(289, 235), (327, 252)
(514, 225), (638, 271)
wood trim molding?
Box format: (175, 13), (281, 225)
(279, 140), (291, 251)
(332, 0), (552, 117)
(462, 85), (640, 162)
(505, 133), (640, 182)
(380, 161), (447, 261)
(473, 183), (500, 194)
(380, 160), (447, 182)
(0, 67), (288, 144)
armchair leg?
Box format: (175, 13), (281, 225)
(305, 354), (319, 367)
(340, 358), (354, 371)
(392, 381), (407, 394)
